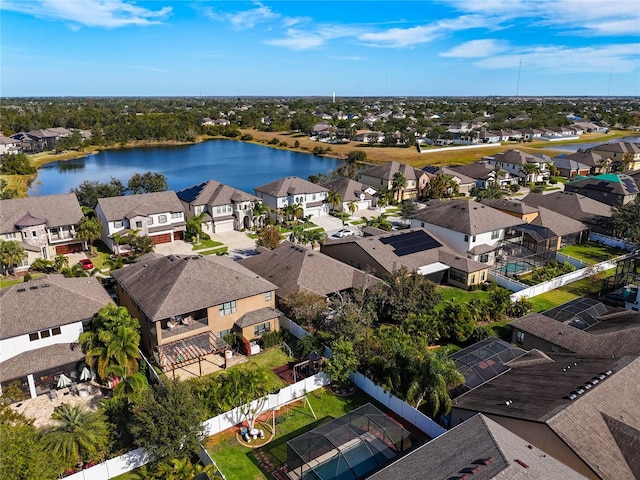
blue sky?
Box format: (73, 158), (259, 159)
(2, 0), (639, 97)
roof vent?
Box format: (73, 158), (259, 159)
(17, 287), (26, 292)
(29, 285), (38, 290)
(514, 459), (529, 469)
(41, 282), (50, 288)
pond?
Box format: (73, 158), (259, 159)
(28, 139), (343, 196)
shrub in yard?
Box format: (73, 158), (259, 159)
(259, 330), (283, 349)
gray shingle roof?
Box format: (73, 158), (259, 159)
(530, 206), (587, 237)
(412, 199), (525, 235)
(564, 151), (604, 168)
(521, 192), (612, 223)
(0, 343), (85, 382)
(358, 160), (417, 181)
(369, 414), (587, 480)
(479, 198), (539, 216)
(447, 162), (495, 181)
(111, 254), (277, 321)
(176, 180), (258, 206)
(488, 149), (548, 166)
(239, 241), (379, 298)
(234, 307), (281, 328)
(97, 191), (184, 222)
(0, 193), (83, 234)
(590, 141), (640, 155)
(320, 177), (375, 202)
(0, 275), (112, 340)
(453, 354), (640, 480)
(254, 176), (328, 197)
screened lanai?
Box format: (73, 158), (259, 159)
(286, 403), (415, 480)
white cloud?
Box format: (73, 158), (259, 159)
(1, 0), (171, 28)
(441, 39), (509, 57)
(266, 25), (360, 50)
(358, 25), (440, 48)
(475, 43), (640, 73)
(203, 1), (307, 31)
(331, 56), (365, 62)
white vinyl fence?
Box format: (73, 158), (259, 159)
(350, 372), (446, 439)
(280, 315), (311, 339)
(589, 232), (637, 251)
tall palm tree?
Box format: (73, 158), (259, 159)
(406, 349), (464, 416)
(392, 171), (407, 202)
(106, 325), (141, 374)
(347, 200), (358, 217)
(326, 190), (342, 212)
(154, 457), (214, 480)
(251, 200), (267, 229)
(520, 162), (541, 183)
(105, 364), (148, 404)
(76, 215), (102, 255)
(0, 240), (25, 275)
(43, 404), (109, 468)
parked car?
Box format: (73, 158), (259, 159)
(334, 228), (355, 238)
(78, 259), (94, 270)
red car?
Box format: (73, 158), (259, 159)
(78, 259), (94, 270)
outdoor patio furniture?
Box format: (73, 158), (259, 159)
(49, 389), (57, 400)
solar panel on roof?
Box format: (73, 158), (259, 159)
(380, 230), (442, 256)
(622, 178), (639, 193)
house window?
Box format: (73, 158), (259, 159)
(5, 232), (16, 240)
(39, 329), (50, 339)
(29, 332), (39, 341)
(219, 301), (236, 316)
(421, 222), (425, 228)
(171, 212), (182, 219)
(464, 234), (469, 242)
(217, 328), (232, 339)
(473, 235), (476, 242)
(148, 217), (154, 225)
(550, 345), (559, 352)
(254, 322), (271, 336)
(158, 215), (168, 224)
(114, 220), (123, 228)
(265, 291), (272, 301)
(470, 274), (475, 284)
(491, 230), (500, 239)
(516, 331), (525, 345)
(51, 327), (62, 336)
(313, 194), (316, 200)
(32, 231), (37, 237)
(480, 254), (489, 263)
(481, 271), (486, 281)
(449, 269), (466, 283)
(135, 221), (142, 228)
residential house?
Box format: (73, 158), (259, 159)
(484, 149), (550, 183)
(111, 254), (280, 377)
(320, 177), (377, 212)
(511, 303), (640, 357)
(446, 163), (518, 191)
(354, 130), (384, 143)
(0, 194), (85, 271)
(573, 121), (608, 134)
(478, 131), (500, 144)
(520, 128), (545, 140)
(356, 161), (419, 200)
(563, 151), (609, 174)
(521, 192), (613, 235)
(410, 199), (525, 266)
(10, 129), (59, 153)
(422, 165), (476, 196)
(254, 176), (329, 218)
(589, 141), (640, 171)
(551, 155), (592, 178)
(96, 191), (187, 253)
(321, 228), (489, 289)
(564, 173), (639, 207)
(177, 180), (260, 233)
(0, 135), (20, 155)
(451, 352), (640, 480)
(0, 275), (111, 399)
(369, 414), (587, 480)
(239, 241), (379, 307)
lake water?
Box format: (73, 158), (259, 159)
(28, 140), (343, 196)
(549, 136), (640, 153)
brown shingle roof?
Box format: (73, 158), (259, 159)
(320, 177), (375, 202)
(521, 192), (612, 223)
(531, 207), (587, 237)
(479, 198), (539, 216)
(0, 343), (85, 382)
(234, 307), (281, 328)
(97, 191), (184, 222)
(0, 193), (83, 234)
(358, 161), (417, 181)
(0, 275), (112, 339)
(254, 176), (328, 197)
(238, 241), (379, 298)
(176, 180), (258, 206)
(111, 254), (277, 322)
(413, 199), (525, 235)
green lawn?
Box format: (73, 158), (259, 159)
(528, 269), (614, 312)
(0, 273), (45, 289)
(223, 348), (294, 392)
(193, 239), (224, 251)
(559, 242), (627, 265)
(199, 247), (229, 256)
(435, 286), (492, 310)
(205, 388), (374, 480)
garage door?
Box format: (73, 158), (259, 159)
(56, 243), (83, 255)
(152, 233), (172, 244)
(173, 231), (184, 241)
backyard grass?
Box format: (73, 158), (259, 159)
(528, 269), (614, 312)
(205, 388), (374, 480)
(435, 286), (492, 310)
(193, 239), (224, 251)
(559, 242), (627, 265)
(0, 273), (45, 289)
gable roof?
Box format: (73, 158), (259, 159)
(111, 254), (276, 321)
(521, 192), (612, 223)
(0, 275), (111, 339)
(488, 149), (548, 166)
(97, 191), (184, 221)
(254, 176), (328, 197)
(176, 180), (258, 206)
(566, 173), (640, 196)
(479, 198), (539, 216)
(590, 141), (640, 155)
(563, 150), (605, 168)
(447, 162), (496, 182)
(453, 353), (640, 480)
(320, 177), (376, 202)
(551, 156), (592, 172)
(0, 193), (83, 234)
(412, 199), (525, 235)
(358, 160), (417, 181)
(238, 241), (378, 298)
(530, 206), (587, 237)
(369, 414), (587, 480)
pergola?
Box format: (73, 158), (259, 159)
(157, 331), (228, 379)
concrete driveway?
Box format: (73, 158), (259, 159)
(154, 230), (258, 259)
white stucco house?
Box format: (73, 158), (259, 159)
(484, 149), (550, 183)
(254, 176), (329, 218)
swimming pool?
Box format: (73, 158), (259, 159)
(302, 441), (390, 480)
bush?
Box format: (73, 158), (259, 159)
(240, 134), (253, 141)
(279, 141), (288, 147)
(509, 184), (520, 193)
(549, 178), (558, 185)
(268, 137), (280, 145)
(293, 140), (300, 148)
(259, 330), (283, 349)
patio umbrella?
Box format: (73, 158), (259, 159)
(57, 373), (72, 388)
(80, 367), (91, 381)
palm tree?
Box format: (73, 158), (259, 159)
(43, 404), (109, 468)
(106, 325), (141, 374)
(154, 457), (214, 480)
(520, 162), (541, 183)
(75, 215), (102, 255)
(60, 263), (90, 278)
(347, 200), (358, 217)
(307, 229), (326, 250)
(105, 364), (148, 404)
(251, 200), (267, 229)
(0, 240), (25, 275)
(326, 190), (342, 212)
(53, 254), (69, 272)
(405, 349), (464, 416)
(364, 214), (393, 231)
(392, 171), (407, 202)
(112, 232), (126, 256)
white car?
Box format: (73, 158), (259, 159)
(334, 228), (355, 238)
